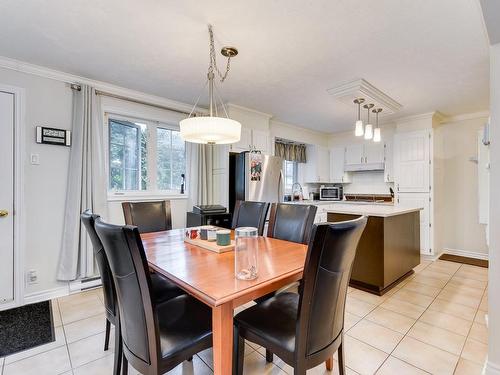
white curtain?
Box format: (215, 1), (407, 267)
(57, 85), (107, 281)
(186, 143), (214, 208)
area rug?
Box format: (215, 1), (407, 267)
(0, 301), (55, 356)
(439, 253), (488, 268)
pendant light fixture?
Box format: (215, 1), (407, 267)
(180, 25), (241, 144)
(353, 98), (365, 136)
(363, 103), (375, 140)
(372, 108), (382, 142)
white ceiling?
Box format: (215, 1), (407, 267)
(0, 0), (490, 132)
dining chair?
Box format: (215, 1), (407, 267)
(233, 217), (367, 375)
(231, 200), (270, 235)
(81, 210), (185, 375)
(122, 200), (172, 233)
(94, 218), (213, 375)
(266, 203), (317, 244)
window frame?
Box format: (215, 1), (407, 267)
(104, 112), (187, 199)
(283, 159), (299, 194)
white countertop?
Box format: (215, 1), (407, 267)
(326, 204), (422, 217)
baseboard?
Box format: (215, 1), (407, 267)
(69, 277), (102, 293)
(23, 285), (69, 305)
(422, 250), (443, 262)
(485, 360), (500, 375)
(443, 247), (489, 261)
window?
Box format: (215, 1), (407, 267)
(107, 115), (186, 194)
(283, 160), (298, 194)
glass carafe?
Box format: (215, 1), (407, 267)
(234, 227), (258, 280)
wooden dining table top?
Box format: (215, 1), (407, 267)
(141, 228), (308, 307)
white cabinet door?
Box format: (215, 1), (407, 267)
(345, 144), (364, 166)
(0, 92), (14, 304)
(330, 147), (350, 183)
(230, 127), (252, 152)
(394, 130), (431, 193)
(384, 141), (394, 182)
(364, 143), (385, 164)
(397, 193), (431, 255)
(317, 146), (330, 182)
(252, 129), (270, 154)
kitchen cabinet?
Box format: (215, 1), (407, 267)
(344, 143), (385, 171)
(364, 143), (385, 164)
(305, 145), (330, 183)
(330, 147), (351, 183)
(230, 127), (271, 154)
(384, 141), (394, 182)
(394, 130), (431, 193)
(345, 144), (365, 166)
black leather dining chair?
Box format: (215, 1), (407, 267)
(94, 217), (213, 375)
(122, 200), (172, 233)
(234, 217), (367, 375)
(81, 210), (185, 375)
(231, 200), (270, 235)
(266, 203), (317, 244)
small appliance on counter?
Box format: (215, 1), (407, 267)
(187, 205), (232, 229)
(319, 186), (343, 201)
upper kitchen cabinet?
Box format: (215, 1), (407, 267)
(305, 145), (330, 183)
(330, 146), (351, 183)
(344, 143), (385, 171)
(230, 127), (252, 152)
(394, 130), (431, 193)
(230, 127), (271, 154)
(384, 140), (394, 182)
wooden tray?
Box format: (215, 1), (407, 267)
(184, 237), (235, 253)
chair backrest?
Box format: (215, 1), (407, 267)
(80, 210), (116, 319)
(94, 218), (157, 366)
(122, 200), (172, 233)
(231, 200), (270, 235)
(296, 217), (367, 357)
(267, 203), (317, 244)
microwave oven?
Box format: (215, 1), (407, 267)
(319, 186), (343, 201)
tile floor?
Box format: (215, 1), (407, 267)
(0, 259), (488, 375)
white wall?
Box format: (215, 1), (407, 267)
(0, 67), (72, 297)
(270, 119), (329, 147)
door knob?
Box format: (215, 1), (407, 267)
(0, 210), (8, 217)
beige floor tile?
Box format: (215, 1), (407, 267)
(64, 313), (108, 344)
(349, 290), (389, 306)
(392, 289), (434, 308)
(436, 290), (481, 309)
(2, 346), (71, 375)
(4, 326), (66, 365)
(468, 322), (488, 345)
(455, 269), (488, 282)
(393, 336), (458, 375)
(68, 331), (114, 368)
(474, 310), (488, 326)
(380, 298), (426, 320)
(345, 312), (363, 331)
(418, 310), (471, 336)
(242, 351), (287, 374)
(345, 296), (377, 317)
(411, 274), (447, 289)
(442, 283), (485, 299)
(407, 321), (466, 355)
(59, 297), (105, 325)
(425, 263), (459, 275)
(198, 344), (255, 370)
(375, 356), (428, 375)
(413, 263), (430, 274)
(58, 290), (101, 307)
(51, 300), (63, 328)
(448, 277), (487, 290)
(402, 280), (441, 298)
(343, 335), (388, 375)
(479, 297), (488, 312)
(428, 299), (476, 321)
(348, 320), (404, 354)
(72, 354), (114, 375)
(461, 337), (488, 365)
(365, 307), (416, 335)
(454, 358), (484, 375)
(419, 269), (452, 282)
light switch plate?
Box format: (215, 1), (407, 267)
(30, 153), (40, 165)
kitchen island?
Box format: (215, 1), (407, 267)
(326, 204), (422, 295)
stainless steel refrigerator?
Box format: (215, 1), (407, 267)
(229, 152), (284, 214)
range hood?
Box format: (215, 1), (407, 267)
(344, 162), (385, 172)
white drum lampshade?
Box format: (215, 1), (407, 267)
(180, 116), (241, 144)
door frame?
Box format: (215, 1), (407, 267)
(0, 84), (26, 311)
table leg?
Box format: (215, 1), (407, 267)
(212, 302), (234, 375)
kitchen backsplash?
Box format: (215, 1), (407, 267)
(342, 171), (394, 195)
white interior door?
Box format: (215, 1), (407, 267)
(397, 192), (431, 255)
(0, 91), (15, 304)
(394, 130), (431, 192)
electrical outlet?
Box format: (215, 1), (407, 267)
(27, 270), (38, 285)
(30, 153), (40, 165)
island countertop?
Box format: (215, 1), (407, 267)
(326, 204), (422, 218)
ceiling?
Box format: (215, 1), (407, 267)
(0, 0), (490, 133)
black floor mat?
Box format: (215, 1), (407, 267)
(0, 301), (55, 356)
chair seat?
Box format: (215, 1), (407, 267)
(235, 292), (298, 356)
(150, 272), (185, 303)
(157, 294), (212, 360)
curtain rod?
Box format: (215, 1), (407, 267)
(70, 83), (193, 116)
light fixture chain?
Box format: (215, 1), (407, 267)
(208, 24), (232, 82)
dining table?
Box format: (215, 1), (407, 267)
(141, 228), (308, 375)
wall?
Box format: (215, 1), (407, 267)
(270, 119), (329, 147)
(0, 67), (72, 298)
(438, 116), (489, 256)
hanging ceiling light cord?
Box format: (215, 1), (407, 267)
(208, 24), (232, 83)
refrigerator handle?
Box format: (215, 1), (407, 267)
(278, 170), (284, 202)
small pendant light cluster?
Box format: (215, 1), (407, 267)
(353, 98), (382, 142)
